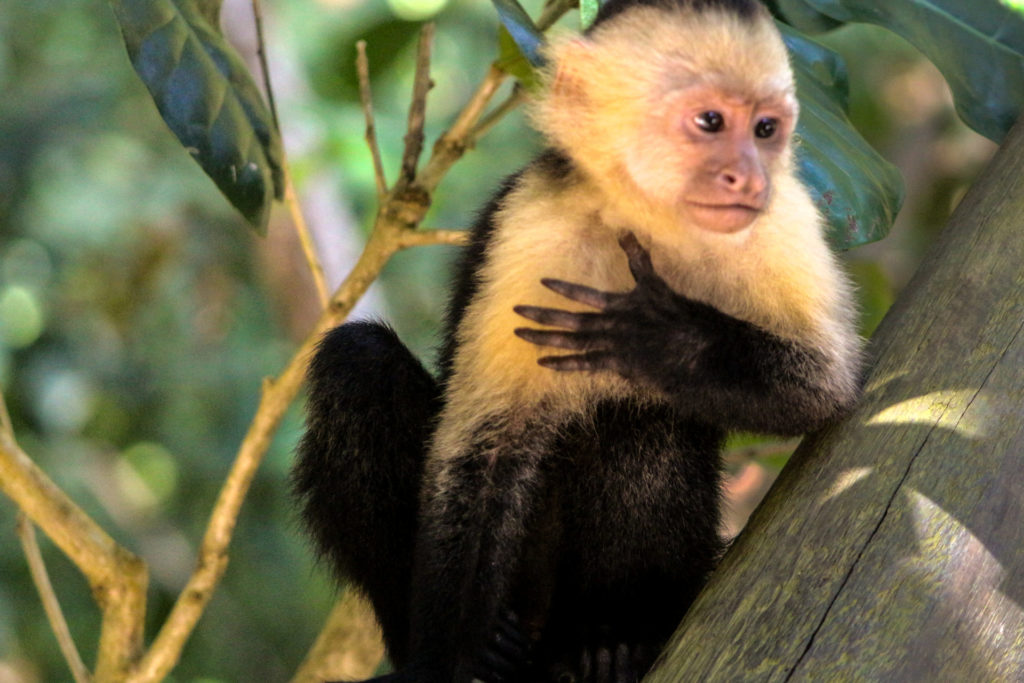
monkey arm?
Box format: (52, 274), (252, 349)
(514, 233), (854, 436)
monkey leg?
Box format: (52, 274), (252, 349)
(293, 321), (442, 665)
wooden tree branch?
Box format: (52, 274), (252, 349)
(17, 514), (91, 683)
(0, 391), (148, 681)
(399, 23), (435, 189)
(284, 172), (331, 306)
(649, 115), (1024, 681)
(471, 86), (527, 143)
(356, 41), (388, 200)
(250, 0), (280, 133)
(417, 64), (507, 194)
(394, 228), (469, 250)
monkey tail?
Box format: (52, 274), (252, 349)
(293, 320), (442, 666)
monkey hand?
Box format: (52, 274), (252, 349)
(472, 610), (535, 683)
(514, 232), (706, 384)
(545, 639), (656, 683)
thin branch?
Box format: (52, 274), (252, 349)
(416, 64), (507, 193)
(135, 377), (286, 680)
(250, 0), (280, 132)
(469, 86), (528, 144)
(399, 23), (436, 188)
(133, 225), (402, 681)
(395, 229), (469, 250)
(357, 41), (388, 200)
(284, 171), (331, 306)
(0, 391), (148, 681)
(537, 0), (576, 30)
(250, 0), (329, 306)
(17, 514), (91, 683)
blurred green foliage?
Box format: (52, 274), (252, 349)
(0, 0), (997, 681)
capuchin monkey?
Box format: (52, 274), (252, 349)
(293, 0), (862, 681)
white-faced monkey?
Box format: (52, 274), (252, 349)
(294, 0), (863, 681)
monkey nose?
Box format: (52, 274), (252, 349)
(719, 165), (767, 200)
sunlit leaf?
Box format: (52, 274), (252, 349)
(782, 25), (905, 248)
(580, 0), (601, 29)
(496, 25), (540, 89)
(109, 0), (284, 233)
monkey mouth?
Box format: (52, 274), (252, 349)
(686, 201), (764, 213)
(684, 201), (764, 232)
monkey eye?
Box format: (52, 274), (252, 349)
(694, 111), (724, 133)
(755, 117), (779, 139)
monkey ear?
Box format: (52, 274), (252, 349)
(549, 38), (595, 104)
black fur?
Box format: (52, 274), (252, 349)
(293, 321), (439, 665)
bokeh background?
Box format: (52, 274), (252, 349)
(0, 0), (997, 680)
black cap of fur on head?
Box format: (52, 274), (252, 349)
(591, 0), (763, 29)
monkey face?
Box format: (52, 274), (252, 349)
(626, 83), (797, 234)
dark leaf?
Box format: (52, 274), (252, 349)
(782, 25), (905, 248)
(801, 0), (1024, 141)
(491, 0), (545, 67)
(766, 0), (843, 33)
(109, 0), (284, 233)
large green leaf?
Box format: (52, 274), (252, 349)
(109, 0), (284, 233)
(796, 0), (1024, 142)
(783, 25), (905, 248)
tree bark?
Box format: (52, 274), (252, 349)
(648, 115), (1024, 681)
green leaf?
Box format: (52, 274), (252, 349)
(782, 25), (905, 248)
(496, 25), (540, 89)
(766, 0), (843, 33)
(580, 0), (601, 30)
(109, 0), (284, 233)
(491, 0), (545, 67)
(800, 0), (1024, 142)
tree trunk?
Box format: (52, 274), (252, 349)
(648, 115), (1024, 682)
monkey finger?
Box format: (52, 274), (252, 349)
(484, 632), (526, 666)
(513, 305), (615, 332)
(594, 645), (612, 683)
(495, 610), (533, 654)
(579, 647), (593, 682)
(613, 643), (636, 683)
(473, 648), (517, 683)
(537, 351), (621, 373)
(617, 232), (656, 283)
(540, 278), (623, 309)
(514, 327), (604, 352)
